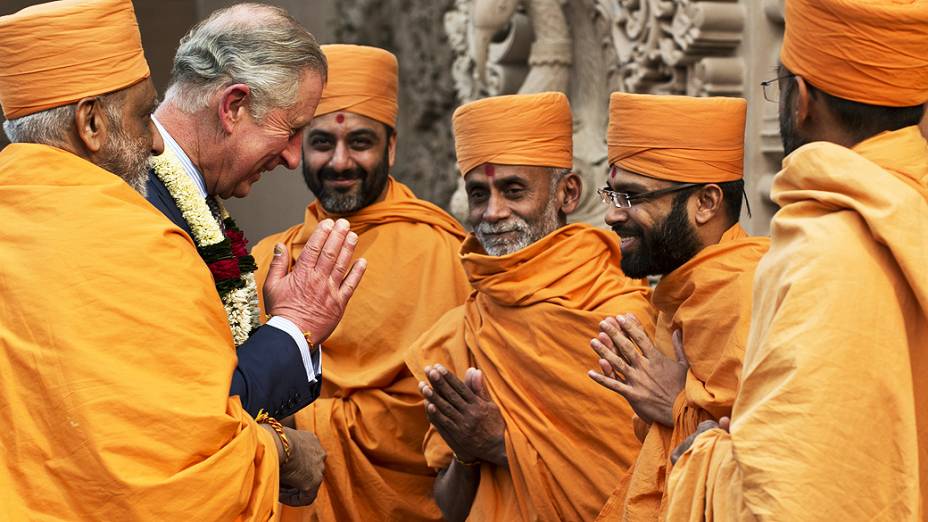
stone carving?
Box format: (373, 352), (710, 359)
(447, 0), (786, 233)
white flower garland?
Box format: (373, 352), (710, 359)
(150, 149), (260, 346)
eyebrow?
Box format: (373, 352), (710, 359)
(613, 180), (650, 193)
(347, 129), (378, 139)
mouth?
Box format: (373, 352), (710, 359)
(619, 235), (639, 252)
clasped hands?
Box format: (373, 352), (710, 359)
(263, 218), (367, 345)
(418, 364), (508, 467)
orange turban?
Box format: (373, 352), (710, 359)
(607, 92), (746, 183)
(315, 44), (399, 128)
(453, 92), (573, 176)
(0, 0), (150, 120)
(781, 0), (928, 107)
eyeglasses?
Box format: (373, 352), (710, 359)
(760, 74), (795, 103)
(597, 183), (702, 209)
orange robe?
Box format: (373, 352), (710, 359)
(406, 224), (657, 521)
(666, 126), (928, 521)
(0, 144), (278, 520)
(595, 224), (769, 521)
(252, 177), (471, 521)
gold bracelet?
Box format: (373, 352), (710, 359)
(452, 452), (480, 468)
(256, 409), (291, 464)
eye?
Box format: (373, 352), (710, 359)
(503, 186), (524, 199)
(309, 136), (332, 150)
(467, 188), (488, 203)
(350, 137), (373, 150)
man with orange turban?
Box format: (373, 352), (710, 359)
(252, 44), (472, 521)
(0, 0), (347, 518)
(586, 93), (768, 522)
(405, 91), (655, 522)
(665, 0), (928, 519)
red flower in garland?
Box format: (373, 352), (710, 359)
(208, 258), (241, 281)
(226, 228), (249, 258)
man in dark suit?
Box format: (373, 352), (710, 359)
(145, 4), (366, 422)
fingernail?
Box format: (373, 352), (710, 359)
(336, 219), (349, 230)
(357, 258), (368, 269)
(320, 219), (334, 230)
(274, 244), (284, 256)
(346, 232), (358, 245)
(616, 315), (626, 324)
(599, 320), (609, 329)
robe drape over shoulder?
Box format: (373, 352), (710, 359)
(595, 225), (769, 522)
(666, 126), (928, 521)
(252, 177), (471, 522)
(0, 144), (279, 520)
(406, 224), (657, 522)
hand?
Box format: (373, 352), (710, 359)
(263, 218), (367, 344)
(587, 315), (689, 427)
(276, 427), (326, 506)
(418, 365), (507, 467)
(670, 417), (730, 464)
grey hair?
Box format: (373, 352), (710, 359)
(549, 167), (570, 191)
(2, 90), (125, 146)
(164, 3), (327, 120)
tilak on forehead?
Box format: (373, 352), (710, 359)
(452, 91), (573, 176)
(335, 113), (345, 124)
(314, 44), (398, 128)
(484, 164), (495, 177)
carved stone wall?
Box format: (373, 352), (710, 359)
(332, 0), (461, 209)
(446, 0), (788, 234)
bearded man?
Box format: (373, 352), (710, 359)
(145, 4), (366, 421)
(252, 44), (471, 522)
(666, 0), (928, 519)
(587, 93), (769, 522)
(0, 0), (341, 517)
(405, 92), (656, 522)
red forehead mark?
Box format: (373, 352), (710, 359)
(335, 113), (345, 124)
(484, 164), (495, 178)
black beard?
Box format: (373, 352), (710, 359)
(617, 194), (703, 278)
(302, 147), (390, 214)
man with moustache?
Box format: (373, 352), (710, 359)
(665, 0), (928, 519)
(0, 0), (342, 516)
(585, 93), (769, 522)
(252, 45), (471, 522)
(145, 4), (367, 422)
(405, 92), (655, 522)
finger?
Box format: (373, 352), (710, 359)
(591, 338), (630, 379)
(263, 243), (290, 291)
(594, 331), (619, 356)
(315, 218), (350, 273)
(330, 231), (358, 283)
(600, 318), (641, 367)
(337, 258), (367, 303)
(719, 416), (731, 432)
(587, 370), (634, 397)
(418, 381), (433, 399)
(426, 366), (469, 413)
(670, 433), (698, 464)
(425, 401), (457, 430)
(598, 358), (619, 379)
(299, 219), (334, 268)
(423, 377), (464, 420)
(468, 368), (492, 401)
(618, 314), (658, 359)
(672, 329), (690, 369)
(436, 364), (478, 403)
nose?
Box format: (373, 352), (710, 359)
(482, 191), (511, 223)
(150, 120), (164, 155)
(279, 129), (303, 170)
(328, 139), (354, 172)
(604, 206), (628, 228)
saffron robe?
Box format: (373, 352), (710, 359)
(252, 177), (471, 521)
(595, 224), (769, 521)
(406, 224), (656, 521)
(666, 126), (928, 521)
(0, 144), (278, 520)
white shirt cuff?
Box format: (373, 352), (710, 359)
(266, 316), (321, 383)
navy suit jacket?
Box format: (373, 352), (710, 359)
(146, 170), (319, 418)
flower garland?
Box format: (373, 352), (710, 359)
(150, 148), (260, 346)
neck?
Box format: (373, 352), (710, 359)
(695, 217), (733, 251)
(155, 101), (218, 194)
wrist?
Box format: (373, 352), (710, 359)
(260, 424), (285, 466)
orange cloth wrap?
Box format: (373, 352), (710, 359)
(253, 177), (471, 522)
(0, 144), (278, 520)
(406, 224), (657, 521)
(595, 224), (769, 522)
(315, 44), (398, 128)
(781, 0), (928, 107)
(666, 126), (928, 520)
(607, 92), (746, 183)
(453, 92), (573, 176)
(0, 0), (151, 119)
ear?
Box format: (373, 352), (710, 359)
(693, 184), (723, 226)
(792, 76), (813, 127)
(387, 129), (398, 169)
(559, 172), (583, 216)
(217, 83), (251, 134)
(73, 96), (108, 154)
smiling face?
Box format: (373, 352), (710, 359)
(604, 167), (702, 278)
(210, 69), (324, 199)
(465, 163), (566, 256)
(302, 111), (396, 214)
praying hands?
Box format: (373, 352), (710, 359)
(418, 365), (508, 467)
(588, 313), (689, 428)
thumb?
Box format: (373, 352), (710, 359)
(264, 243), (290, 290)
(469, 368), (491, 401)
(672, 329), (689, 369)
